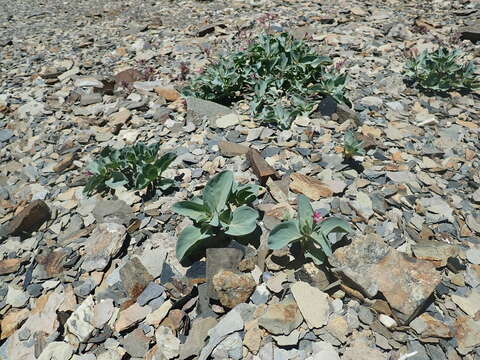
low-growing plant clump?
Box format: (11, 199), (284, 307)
(183, 32), (350, 129)
(343, 130), (365, 159)
(404, 47), (479, 94)
(83, 142), (176, 196)
(268, 194), (351, 264)
(173, 170), (260, 264)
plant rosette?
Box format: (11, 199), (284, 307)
(268, 194), (351, 265)
(172, 170), (260, 264)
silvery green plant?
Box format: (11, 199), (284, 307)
(268, 194), (351, 264)
(173, 171), (260, 263)
(83, 142), (176, 196)
(404, 48), (479, 94)
(343, 130), (365, 159)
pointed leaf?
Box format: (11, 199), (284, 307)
(297, 194), (313, 234)
(105, 171), (128, 189)
(225, 206), (259, 236)
(172, 201), (209, 222)
(267, 220), (302, 250)
(310, 231), (332, 257)
(203, 170), (234, 214)
(319, 217), (351, 237)
(155, 152), (177, 173)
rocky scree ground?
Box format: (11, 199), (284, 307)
(0, 0), (480, 359)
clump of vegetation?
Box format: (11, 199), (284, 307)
(83, 142), (176, 196)
(268, 194), (351, 265)
(183, 32), (350, 129)
(173, 171), (260, 264)
(343, 130), (365, 159)
(404, 47), (479, 94)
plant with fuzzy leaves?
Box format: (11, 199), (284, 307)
(183, 32), (350, 129)
(404, 48), (479, 94)
(173, 171), (260, 264)
(268, 194), (351, 264)
(83, 142), (176, 196)
(343, 130), (365, 159)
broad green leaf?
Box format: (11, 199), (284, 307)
(267, 220), (302, 250)
(310, 231), (332, 257)
(297, 194), (313, 235)
(105, 172), (128, 189)
(304, 242), (326, 265)
(157, 178), (175, 191)
(203, 170), (234, 214)
(225, 206), (259, 236)
(176, 226), (212, 263)
(319, 217), (351, 237)
(172, 201), (209, 222)
(155, 152), (177, 174)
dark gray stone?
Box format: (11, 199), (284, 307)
(206, 248), (243, 300)
(137, 282), (164, 306)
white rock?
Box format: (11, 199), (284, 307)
(37, 342), (74, 360)
(291, 281), (331, 329)
(65, 295), (95, 345)
(155, 326), (180, 359)
(379, 314), (397, 329)
(6, 285), (29, 308)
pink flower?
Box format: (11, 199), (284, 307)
(313, 211), (323, 224)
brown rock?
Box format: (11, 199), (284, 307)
(410, 313), (452, 339)
(119, 257), (154, 301)
(36, 248), (68, 278)
(6, 200), (51, 236)
(0, 257), (28, 275)
(247, 148), (278, 185)
(218, 141), (249, 157)
(53, 152), (77, 173)
(0, 308), (30, 339)
(455, 316), (480, 353)
(243, 320), (263, 354)
(115, 303), (150, 332)
(154, 87), (181, 102)
(160, 309), (186, 333)
(330, 233), (441, 324)
(213, 270), (256, 308)
(289, 173), (333, 200)
(114, 68), (145, 87)
(342, 340), (387, 360)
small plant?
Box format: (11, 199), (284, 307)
(183, 32), (350, 129)
(83, 142), (176, 196)
(343, 130), (365, 159)
(268, 194), (351, 265)
(404, 47), (479, 94)
(173, 171), (260, 264)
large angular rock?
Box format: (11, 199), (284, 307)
(330, 233), (441, 323)
(247, 148), (278, 185)
(179, 317), (217, 360)
(213, 270), (256, 308)
(64, 295), (95, 345)
(81, 223), (126, 272)
(206, 248), (243, 300)
(289, 173), (333, 200)
(455, 316), (480, 354)
(291, 282), (331, 329)
(258, 298), (303, 335)
(5, 200), (51, 236)
(186, 97), (234, 126)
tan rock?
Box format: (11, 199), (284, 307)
(6, 200), (51, 236)
(115, 303), (150, 332)
(291, 281), (330, 329)
(154, 87), (181, 101)
(455, 316), (480, 354)
(243, 320), (263, 354)
(0, 257), (27, 276)
(0, 308), (29, 339)
(289, 173), (333, 200)
(258, 298), (303, 335)
(213, 270), (256, 309)
(146, 300), (172, 326)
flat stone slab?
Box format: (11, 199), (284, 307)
(330, 233), (441, 323)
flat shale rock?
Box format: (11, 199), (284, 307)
(291, 281), (331, 329)
(258, 298), (303, 335)
(81, 223), (126, 272)
(330, 233), (441, 323)
(5, 200), (51, 236)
